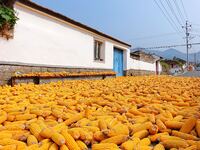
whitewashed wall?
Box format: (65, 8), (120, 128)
(128, 57), (162, 74)
(0, 5), (129, 70)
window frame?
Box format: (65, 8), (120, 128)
(94, 39), (105, 62)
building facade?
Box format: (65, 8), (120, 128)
(0, 0), (131, 85)
(0, 0), (163, 85)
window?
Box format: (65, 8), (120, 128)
(94, 40), (104, 61)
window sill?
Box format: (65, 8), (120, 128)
(94, 60), (105, 63)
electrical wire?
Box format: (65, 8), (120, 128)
(144, 42), (200, 50)
(180, 0), (188, 20)
(153, 0), (182, 34)
(172, 0), (185, 24)
(164, 0), (183, 26)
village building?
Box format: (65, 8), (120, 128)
(162, 58), (186, 75)
(127, 50), (162, 76)
(0, 0), (162, 85)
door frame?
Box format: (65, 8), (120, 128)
(113, 47), (124, 76)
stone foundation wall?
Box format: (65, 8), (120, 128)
(125, 69), (156, 76)
(0, 63), (113, 85)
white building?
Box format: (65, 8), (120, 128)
(127, 50), (162, 76)
(0, 0), (162, 85)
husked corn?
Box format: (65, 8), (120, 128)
(61, 129), (80, 150)
(0, 76), (199, 149)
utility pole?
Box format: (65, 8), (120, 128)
(182, 21), (192, 69)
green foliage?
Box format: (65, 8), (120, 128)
(160, 60), (170, 70)
(0, 5), (18, 29)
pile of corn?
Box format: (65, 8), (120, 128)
(0, 76), (200, 150)
(13, 71), (116, 78)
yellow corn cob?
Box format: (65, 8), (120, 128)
(39, 141), (52, 150)
(82, 126), (100, 133)
(44, 120), (58, 127)
(180, 117), (197, 133)
(60, 145), (69, 150)
(0, 144), (17, 150)
(49, 143), (59, 150)
(101, 135), (128, 145)
(98, 119), (107, 131)
(36, 120), (47, 130)
(15, 114), (36, 121)
(27, 144), (39, 150)
(0, 138), (26, 148)
(45, 115), (57, 121)
(27, 135), (38, 146)
(139, 138), (151, 146)
(40, 127), (54, 139)
(153, 144), (165, 150)
(132, 130), (149, 139)
(120, 140), (139, 150)
(159, 135), (183, 142)
(0, 132), (12, 139)
(148, 114), (156, 124)
(136, 145), (152, 150)
(131, 122), (152, 133)
(4, 123), (26, 130)
(7, 114), (15, 122)
(12, 130), (30, 141)
(128, 108), (145, 116)
(184, 145), (197, 150)
(93, 131), (106, 141)
(76, 140), (88, 150)
(156, 119), (167, 131)
(92, 143), (119, 150)
(75, 118), (90, 127)
(61, 129), (81, 150)
(172, 130), (199, 140)
(106, 123), (129, 137)
(195, 121), (200, 137)
(52, 109), (63, 119)
(164, 121), (184, 129)
(173, 115), (183, 121)
(68, 128), (81, 140)
(51, 132), (66, 146)
(64, 114), (83, 126)
(30, 109), (43, 116)
(0, 111), (7, 124)
(149, 124), (158, 135)
(161, 139), (189, 149)
(52, 122), (67, 132)
(134, 117), (149, 124)
(29, 123), (43, 141)
(79, 130), (93, 142)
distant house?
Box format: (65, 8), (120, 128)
(127, 50), (162, 75)
(162, 58), (186, 74)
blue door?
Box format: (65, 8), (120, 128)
(113, 48), (124, 76)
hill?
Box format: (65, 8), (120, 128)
(145, 49), (200, 62)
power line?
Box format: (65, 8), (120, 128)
(144, 42), (200, 50)
(153, 0), (182, 34)
(180, 0), (188, 20)
(164, 0), (183, 26)
(172, 0), (185, 24)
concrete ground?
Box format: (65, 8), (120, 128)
(181, 71), (200, 77)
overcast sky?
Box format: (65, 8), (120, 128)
(32, 0), (200, 53)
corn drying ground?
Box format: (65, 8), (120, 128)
(0, 76), (200, 150)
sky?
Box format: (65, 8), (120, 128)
(32, 0), (200, 53)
